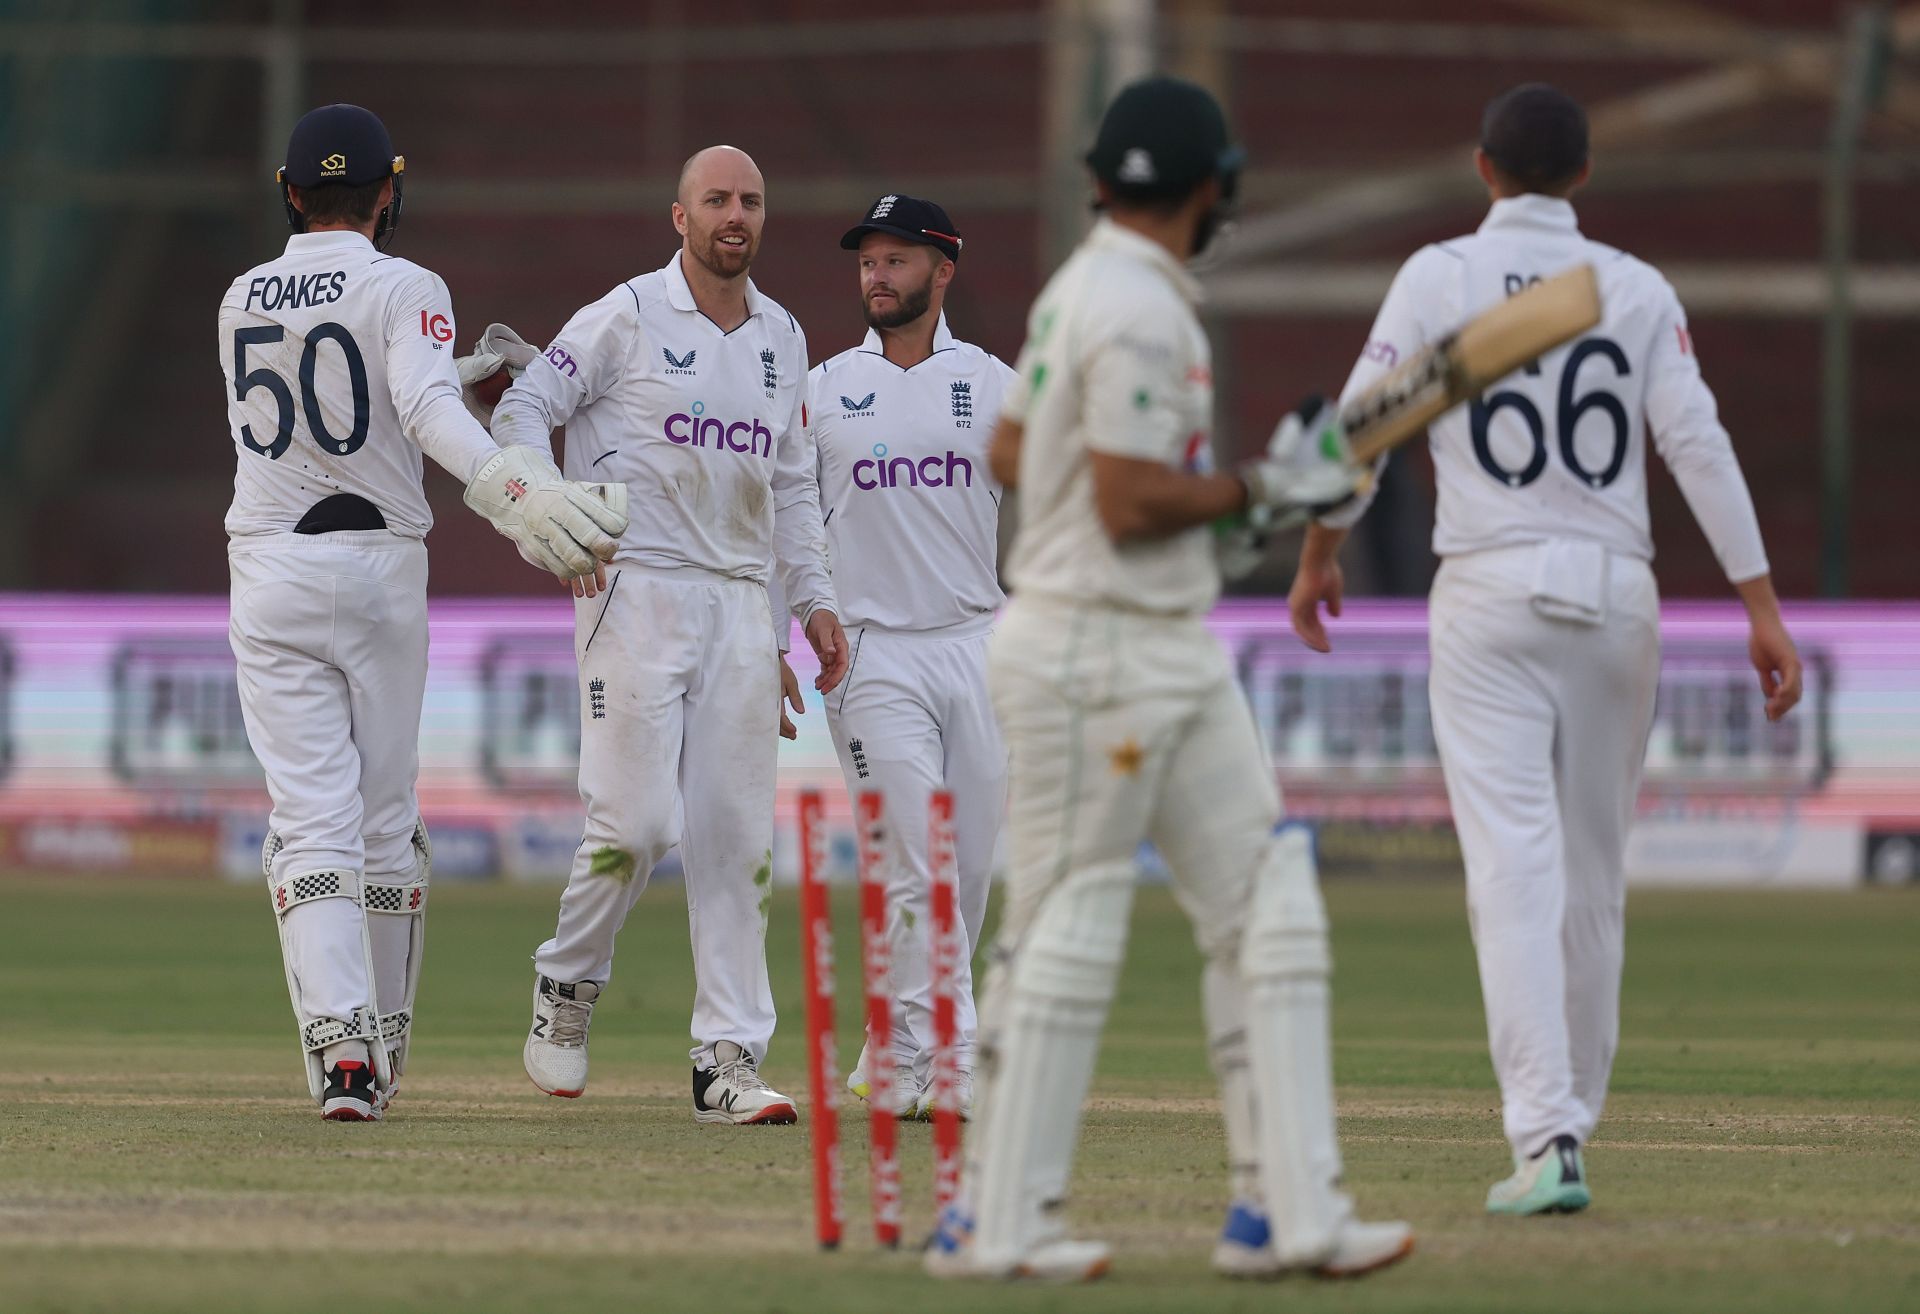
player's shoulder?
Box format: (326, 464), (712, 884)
(752, 287), (802, 339)
(1587, 240), (1679, 300)
(811, 343), (870, 383)
(1396, 239), (1472, 286)
(601, 271), (668, 320)
(362, 251), (443, 291)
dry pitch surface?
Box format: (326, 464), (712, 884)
(1, 876), (1915, 1313)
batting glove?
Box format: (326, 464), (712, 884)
(1237, 397), (1360, 525)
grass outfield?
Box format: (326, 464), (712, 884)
(0, 876), (1915, 1314)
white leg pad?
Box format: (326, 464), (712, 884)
(269, 858), (393, 1101)
(364, 820), (430, 1076)
(1204, 959), (1261, 1205)
(966, 860), (1133, 1270)
(1240, 828), (1352, 1265)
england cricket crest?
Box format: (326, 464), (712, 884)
(761, 347), (778, 397)
(950, 380), (972, 427)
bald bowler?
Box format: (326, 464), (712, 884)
(492, 143), (847, 1124)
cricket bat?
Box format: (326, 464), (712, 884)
(1340, 263), (1602, 466)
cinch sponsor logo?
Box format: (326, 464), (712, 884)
(852, 442), (974, 490)
(665, 400), (773, 457)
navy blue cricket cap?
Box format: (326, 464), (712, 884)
(280, 103), (401, 188)
(1086, 76), (1243, 202)
(841, 195), (963, 262)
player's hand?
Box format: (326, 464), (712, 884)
(570, 563), (608, 599)
(1749, 612), (1802, 721)
(1288, 559), (1343, 653)
(778, 655), (804, 740)
(1239, 397), (1359, 526)
(806, 609), (849, 694)
(1288, 523), (1349, 653)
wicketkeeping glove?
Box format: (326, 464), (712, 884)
(455, 323), (539, 427)
(464, 446), (629, 580)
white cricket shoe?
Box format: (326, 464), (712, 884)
(1211, 1201), (1414, 1279)
(924, 1208), (1111, 1283)
(914, 1068), (974, 1122)
(845, 1038), (924, 1118)
(692, 1040), (798, 1125)
(524, 975), (599, 1097)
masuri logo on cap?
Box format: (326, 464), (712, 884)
(320, 153), (347, 177)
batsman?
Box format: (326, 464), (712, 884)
(928, 78), (1412, 1281)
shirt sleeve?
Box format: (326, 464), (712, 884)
(489, 284), (638, 459)
(772, 336), (836, 624)
(1080, 288), (1192, 463)
(1318, 246), (1451, 530)
(1643, 280), (1770, 583)
(383, 268), (500, 483)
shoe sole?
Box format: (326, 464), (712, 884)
(321, 1101), (377, 1122)
(1013, 1256), (1111, 1283)
(693, 1101), (798, 1126)
(1488, 1185), (1592, 1216)
(1317, 1232), (1416, 1279)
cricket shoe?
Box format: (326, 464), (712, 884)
(524, 975), (600, 1097)
(913, 1068), (975, 1122)
(1487, 1134), (1591, 1215)
(846, 1040), (924, 1119)
(1211, 1202), (1414, 1279)
(692, 1040), (797, 1125)
(924, 1207), (1111, 1283)
(321, 1059), (380, 1122)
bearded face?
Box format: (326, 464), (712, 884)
(675, 150), (766, 281)
(859, 235), (942, 330)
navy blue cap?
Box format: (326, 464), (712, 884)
(841, 195), (962, 262)
(281, 104), (399, 188)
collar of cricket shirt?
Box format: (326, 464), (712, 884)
(1087, 217), (1203, 306)
(1479, 193), (1581, 238)
(285, 230), (373, 253)
(662, 248), (771, 323)
(859, 310), (957, 356)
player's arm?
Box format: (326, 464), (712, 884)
(1288, 247), (1446, 651)
(383, 270), (509, 484)
(385, 271), (626, 582)
(772, 339), (847, 694)
(489, 287), (635, 458)
(1644, 285), (1800, 720)
(988, 416), (1023, 488)
(1083, 309), (1352, 544)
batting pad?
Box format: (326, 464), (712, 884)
(966, 860), (1134, 1269)
(1240, 829), (1353, 1265)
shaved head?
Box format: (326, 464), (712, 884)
(673, 145), (767, 283)
(677, 145), (763, 208)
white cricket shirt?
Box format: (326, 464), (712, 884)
(1329, 194), (1769, 583)
(807, 314), (1013, 632)
(491, 251), (834, 619)
(1001, 219), (1221, 617)
(219, 231), (499, 538)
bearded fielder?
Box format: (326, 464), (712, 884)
(1290, 84), (1801, 1215)
(494, 146), (848, 1124)
(801, 195), (1014, 1121)
(222, 104), (625, 1121)
(927, 78), (1412, 1281)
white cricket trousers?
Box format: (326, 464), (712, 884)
(533, 565), (782, 1068)
(1427, 544), (1660, 1160)
(826, 616), (1005, 1082)
(228, 531), (427, 1028)
(965, 595), (1350, 1262)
